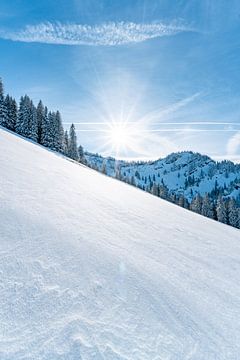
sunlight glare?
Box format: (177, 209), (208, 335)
(109, 123), (131, 149)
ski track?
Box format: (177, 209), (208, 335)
(0, 128), (240, 359)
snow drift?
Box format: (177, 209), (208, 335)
(0, 127), (240, 360)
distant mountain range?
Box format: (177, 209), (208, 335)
(85, 151), (240, 203)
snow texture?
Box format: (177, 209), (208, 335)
(0, 127), (240, 359)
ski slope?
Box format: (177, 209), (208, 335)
(0, 127), (240, 360)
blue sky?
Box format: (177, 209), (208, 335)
(0, 0), (240, 161)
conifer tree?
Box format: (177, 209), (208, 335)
(101, 161), (107, 174)
(63, 130), (69, 156)
(9, 97), (17, 131)
(68, 123), (78, 160)
(36, 100), (45, 144)
(159, 184), (168, 200)
(47, 111), (56, 149)
(53, 111), (64, 152)
(216, 197), (228, 224)
(228, 198), (239, 228)
(16, 95), (31, 137)
(4, 94), (11, 128)
(178, 195), (185, 208)
(190, 194), (202, 214)
(4, 95), (17, 131)
(41, 107), (52, 147)
(201, 194), (214, 219)
(78, 145), (85, 164)
(0, 78), (7, 127)
(152, 183), (159, 196)
(29, 100), (38, 141)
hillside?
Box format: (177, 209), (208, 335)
(0, 127), (240, 360)
(85, 152), (240, 201)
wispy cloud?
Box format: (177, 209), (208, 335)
(227, 131), (240, 155)
(0, 21), (191, 46)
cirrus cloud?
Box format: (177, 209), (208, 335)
(0, 21), (192, 46)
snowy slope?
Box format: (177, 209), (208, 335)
(0, 127), (240, 360)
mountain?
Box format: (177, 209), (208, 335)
(1, 127), (240, 359)
(85, 151), (240, 202)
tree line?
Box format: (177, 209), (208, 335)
(87, 158), (240, 230)
(0, 78), (83, 162)
(116, 172), (240, 229)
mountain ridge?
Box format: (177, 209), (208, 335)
(85, 150), (240, 201)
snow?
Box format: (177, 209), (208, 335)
(0, 127), (240, 359)
(85, 151), (240, 201)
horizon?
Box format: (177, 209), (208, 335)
(1, 0), (240, 162)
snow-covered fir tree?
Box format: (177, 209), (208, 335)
(36, 100), (45, 144)
(68, 123), (78, 160)
(0, 78), (7, 127)
(190, 194), (202, 214)
(228, 198), (239, 228)
(29, 100), (38, 142)
(216, 197), (228, 224)
(53, 111), (64, 152)
(101, 161), (107, 175)
(63, 130), (69, 156)
(41, 106), (50, 147)
(152, 183), (159, 196)
(201, 194), (214, 219)
(47, 111), (56, 149)
(4, 95), (17, 131)
(16, 95), (31, 137)
(78, 145), (85, 164)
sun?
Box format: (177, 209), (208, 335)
(101, 118), (145, 157)
(109, 123), (130, 149)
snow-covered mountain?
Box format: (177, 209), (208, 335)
(85, 151), (240, 201)
(1, 127), (240, 359)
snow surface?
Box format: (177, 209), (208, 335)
(0, 127), (240, 360)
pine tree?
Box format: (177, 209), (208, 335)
(0, 78), (7, 127)
(178, 195), (185, 208)
(9, 97), (17, 131)
(28, 100), (38, 141)
(152, 183), (159, 196)
(4, 94), (11, 129)
(41, 107), (52, 148)
(36, 100), (45, 144)
(16, 95), (31, 137)
(190, 194), (202, 214)
(228, 198), (239, 228)
(63, 130), (69, 156)
(201, 194), (214, 219)
(159, 184), (168, 199)
(101, 161), (107, 174)
(216, 197), (228, 224)
(53, 111), (64, 152)
(68, 123), (78, 160)
(4, 95), (17, 131)
(78, 145), (85, 164)
(47, 111), (56, 149)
